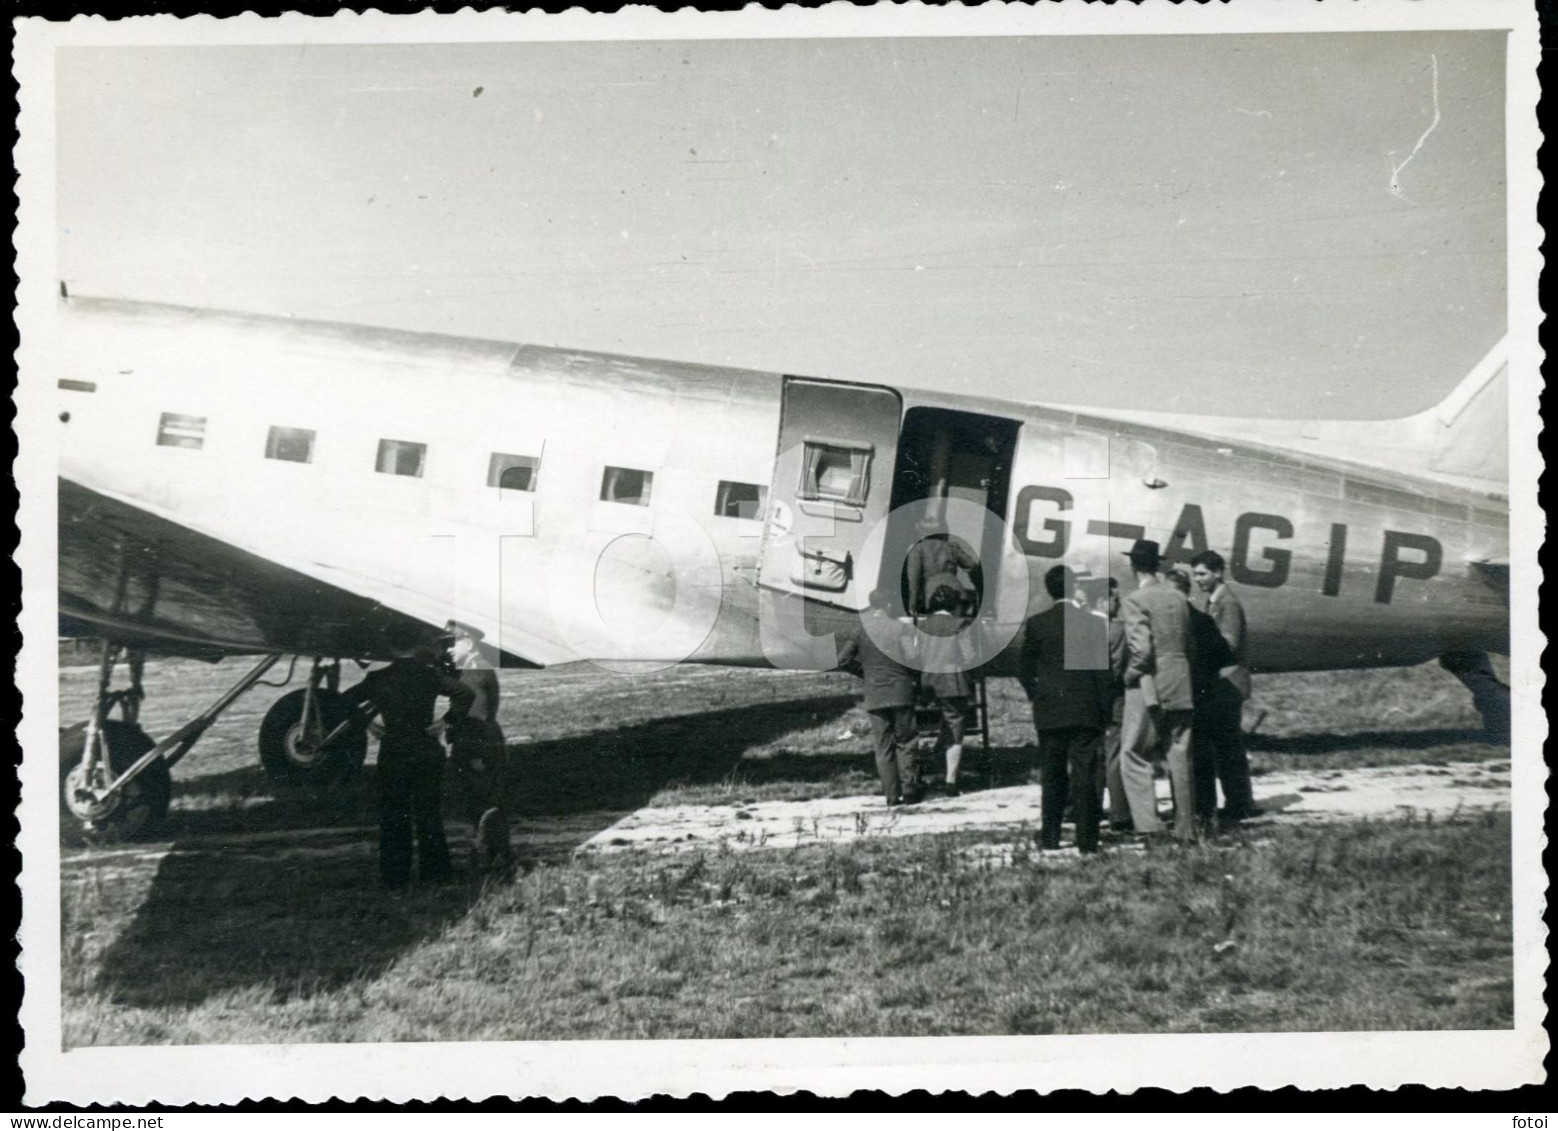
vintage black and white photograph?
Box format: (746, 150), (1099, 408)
(14, 1), (1544, 1104)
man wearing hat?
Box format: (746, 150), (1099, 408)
(438, 619), (513, 873)
(1119, 539), (1199, 842)
(342, 621), (475, 889)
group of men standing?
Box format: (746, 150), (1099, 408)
(1019, 538), (1261, 853)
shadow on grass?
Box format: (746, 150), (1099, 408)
(91, 693), (864, 1010)
(1245, 727), (1493, 755)
(503, 693), (860, 817)
(89, 837), (480, 1011)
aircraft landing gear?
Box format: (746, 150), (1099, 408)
(59, 645), (284, 843)
(258, 658), (369, 789)
(1440, 650), (1511, 743)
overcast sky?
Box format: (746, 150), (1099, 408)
(56, 32), (1507, 418)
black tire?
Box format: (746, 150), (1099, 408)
(59, 720), (171, 844)
(258, 688), (369, 789)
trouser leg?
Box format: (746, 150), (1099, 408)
(1119, 690), (1163, 833)
(414, 754), (451, 884)
(1161, 709), (1196, 842)
(890, 705), (921, 799)
(1208, 688), (1256, 814)
(1069, 727), (1104, 854)
(1105, 698), (1129, 824)
(412, 753), (452, 882)
(1037, 727), (1069, 847)
(940, 696), (967, 783)
(1190, 712), (1220, 822)
(870, 709), (901, 803)
(377, 754), (414, 888)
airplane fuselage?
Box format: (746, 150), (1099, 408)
(52, 297), (1509, 676)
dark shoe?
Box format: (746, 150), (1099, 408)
(943, 781), (962, 798)
(901, 790), (924, 806)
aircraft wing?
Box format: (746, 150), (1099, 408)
(59, 477), (547, 666)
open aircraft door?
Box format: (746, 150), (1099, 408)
(758, 378), (902, 611)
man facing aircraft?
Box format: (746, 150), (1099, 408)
(1019, 565), (1111, 854)
(905, 512), (982, 616)
(838, 588), (922, 806)
(343, 623), (475, 890)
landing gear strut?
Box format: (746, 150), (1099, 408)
(59, 645), (284, 843)
(258, 658), (369, 789)
(1440, 651), (1512, 743)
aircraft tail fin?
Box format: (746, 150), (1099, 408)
(1070, 337), (1509, 495)
(1401, 335), (1507, 487)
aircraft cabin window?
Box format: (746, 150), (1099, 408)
(800, 440), (871, 507)
(156, 412), (207, 451)
(265, 426), (316, 464)
(601, 465), (653, 507)
(487, 452), (540, 493)
(715, 480), (767, 520)
(376, 439), (427, 478)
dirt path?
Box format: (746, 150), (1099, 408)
(62, 759), (1510, 871)
(575, 759), (1511, 856)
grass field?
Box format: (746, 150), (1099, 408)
(56, 657), (1514, 1045)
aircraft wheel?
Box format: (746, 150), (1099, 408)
(59, 720), (171, 844)
(259, 688), (368, 790)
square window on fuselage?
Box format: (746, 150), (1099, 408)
(376, 439), (427, 477)
(156, 412), (206, 450)
(601, 465), (653, 506)
(265, 426), (316, 464)
(715, 480), (767, 520)
(488, 452), (541, 492)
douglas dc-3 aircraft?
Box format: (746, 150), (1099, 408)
(49, 294), (1511, 841)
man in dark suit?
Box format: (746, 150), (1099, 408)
(342, 623), (476, 890)
(1018, 565), (1111, 853)
(1190, 550), (1262, 822)
(837, 588), (922, 806)
(1120, 540), (1199, 843)
(1167, 568), (1234, 827)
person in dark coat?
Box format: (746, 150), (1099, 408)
(837, 587), (922, 806)
(1190, 550), (1263, 822)
(1018, 565), (1111, 853)
(917, 583), (975, 795)
(343, 623), (475, 890)
(1167, 568), (1234, 827)
(439, 619), (513, 873)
